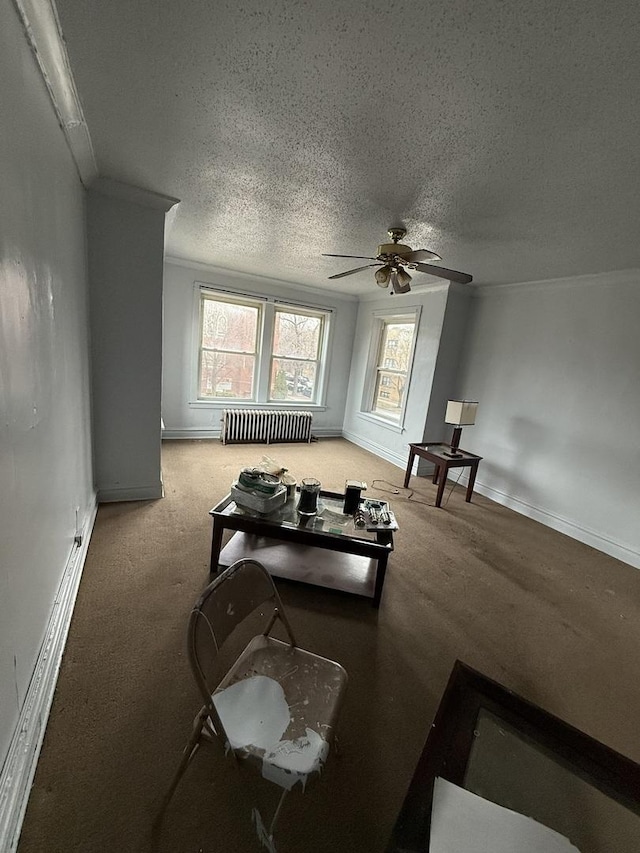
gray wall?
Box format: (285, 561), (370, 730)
(162, 261), (358, 437)
(456, 271), (640, 568)
(0, 0), (94, 770)
(417, 285), (473, 474)
(87, 185), (171, 501)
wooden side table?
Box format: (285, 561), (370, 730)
(404, 442), (482, 508)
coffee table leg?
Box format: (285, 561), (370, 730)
(210, 519), (224, 574)
(403, 449), (415, 488)
(373, 553), (389, 608)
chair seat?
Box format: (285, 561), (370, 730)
(212, 635), (347, 791)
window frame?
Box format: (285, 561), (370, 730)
(267, 305), (326, 404)
(192, 284), (332, 408)
(361, 306), (421, 429)
(197, 291), (263, 402)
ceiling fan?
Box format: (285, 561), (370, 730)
(323, 228), (473, 294)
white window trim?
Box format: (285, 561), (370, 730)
(360, 305), (421, 431)
(190, 283), (333, 407)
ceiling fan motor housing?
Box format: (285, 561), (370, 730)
(377, 242), (412, 258)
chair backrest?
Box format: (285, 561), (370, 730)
(187, 559), (296, 721)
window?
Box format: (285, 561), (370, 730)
(269, 308), (324, 402)
(364, 309), (419, 423)
(198, 295), (260, 400)
(196, 288), (330, 405)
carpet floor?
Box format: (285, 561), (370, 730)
(17, 438), (640, 852)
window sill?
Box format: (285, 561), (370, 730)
(357, 411), (406, 433)
(189, 400), (327, 411)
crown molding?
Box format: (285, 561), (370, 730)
(13, 0), (98, 187)
(89, 177), (180, 212)
(472, 267), (640, 297)
(164, 255), (359, 303)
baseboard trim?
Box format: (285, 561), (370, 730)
(97, 484), (163, 502)
(0, 493), (99, 852)
(162, 427), (343, 440)
(470, 479), (640, 570)
(162, 428), (219, 440)
(341, 429), (406, 471)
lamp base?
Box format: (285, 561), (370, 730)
(442, 450), (463, 458)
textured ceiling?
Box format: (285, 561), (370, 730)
(55, 0), (640, 295)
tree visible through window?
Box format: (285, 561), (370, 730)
(269, 309), (323, 402)
(197, 289), (329, 404)
(199, 296), (260, 399)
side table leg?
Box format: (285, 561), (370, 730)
(435, 464), (447, 507)
(210, 520), (224, 575)
(403, 449), (415, 488)
(466, 462), (479, 503)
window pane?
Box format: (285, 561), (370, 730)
(369, 315), (417, 421)
(200, 350), (255, 399)
(202, 298), (258, 353)
(272, 311), (321, 359)
(372, 370), (406, 417)
(378, 323), (414, 372)
(270, 358), (317, 401)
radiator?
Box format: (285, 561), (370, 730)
(221, 410), (313, 444)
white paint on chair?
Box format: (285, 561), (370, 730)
(262, 728), (329, 792)
(213, 675), (330, 792)
(213, 676), (290, 751)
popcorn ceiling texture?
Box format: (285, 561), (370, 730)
(55, 0), (640, 292)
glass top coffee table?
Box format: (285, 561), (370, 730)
(387, 661), (640, 852)
(209, 488), (397, 607)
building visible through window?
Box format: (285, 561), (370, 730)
(199, 296), (260, 399)
(197, 289), (330, 405)
(269, 309), (324, 403)
(366, 310), (419, 422)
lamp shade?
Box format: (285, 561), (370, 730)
(445, 400), (478, 426)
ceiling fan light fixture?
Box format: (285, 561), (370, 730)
(396, 267), (412, 288)
(375, 265), (391, 286)
(390, 268), (412, 295)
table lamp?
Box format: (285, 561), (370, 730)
(444, 400), (478, 458)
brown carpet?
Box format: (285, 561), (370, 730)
(17, 438), (640, 852)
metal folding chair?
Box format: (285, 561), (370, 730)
(163, 559), (348, 850)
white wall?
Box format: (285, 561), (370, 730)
(162, 260), (358, 437)
(87, 183), (174, 501)
(342, 284), (454, 468)
(0, 0), (94, 772)
(456, 270), (640, 568)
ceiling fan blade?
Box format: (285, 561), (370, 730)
(414, 262), (473, 285)
(403, 249), (442, 263)
(322, 254), (379, 261)
(328, 264), (381, 280)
